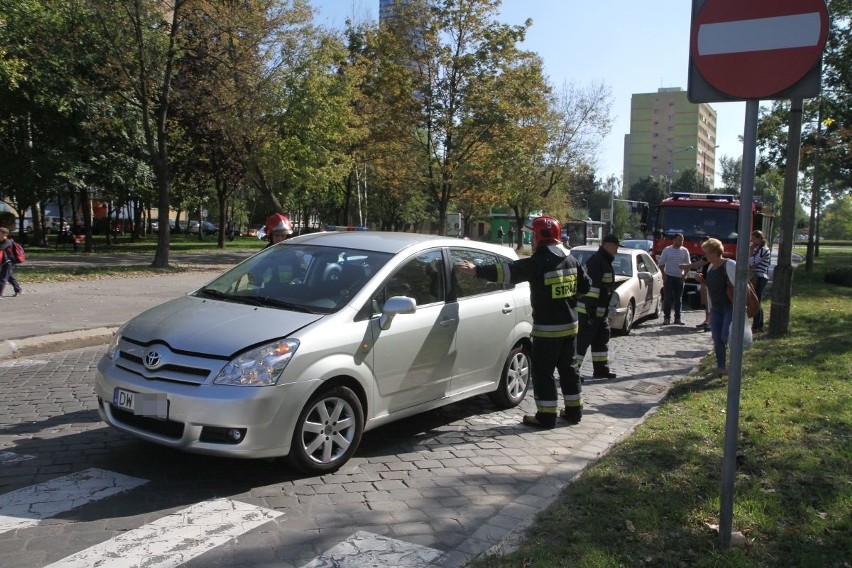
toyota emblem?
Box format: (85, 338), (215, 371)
(144, 351), (162, 369)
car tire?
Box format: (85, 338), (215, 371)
(289, 385), (364, 474)
(621, 300), (636, 335)
(488, 344), (530, 408)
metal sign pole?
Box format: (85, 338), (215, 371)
(719, 99), (759, 548)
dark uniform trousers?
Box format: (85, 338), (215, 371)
(576, 315), (612, 376)
(531, 334), (582, 426)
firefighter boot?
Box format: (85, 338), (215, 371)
(560, 407), (582, 425)
(592, 364), (617, 380)
(522, 411), (557, 429)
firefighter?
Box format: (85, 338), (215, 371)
(263, 213), (293, 247)
(576, 234), (619, 380)
(458, 216), (591, 428)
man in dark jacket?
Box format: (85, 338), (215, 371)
(459, 216), (591, 428)
(576, 234), (619, 380)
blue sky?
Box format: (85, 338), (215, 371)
(310, 0), (749, 187)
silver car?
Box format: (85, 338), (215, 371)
(95, 232), (533, 474)
(569, 245), (663, 334)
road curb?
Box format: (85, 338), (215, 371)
(0, 327), (117, 361)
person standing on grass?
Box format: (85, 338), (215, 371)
(695, 238), (733, 375)
(0, 227), (23, 297)
(657, 233), (691, 325)
(748, 230), (771, 332)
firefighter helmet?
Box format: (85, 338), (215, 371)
(264, 213), (293, 240)
(527, 216), (561, 245)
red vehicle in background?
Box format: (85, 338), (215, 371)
(645, 192), (773, 307)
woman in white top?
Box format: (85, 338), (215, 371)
(748, 230), (771, 332)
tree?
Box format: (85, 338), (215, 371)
(384, 0), (548, 234)
(822, 196), (852, 239)
(718, 155), (742, 194)
(670, 168), (707, 194)
(628, 176), (667, 209)
(498, 80), (613, 243)
(237, 8), (356, 230)
(92, 0), (191, 267)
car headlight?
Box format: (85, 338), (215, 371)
(106, 324), (127, 360)
(213, 339), (300, 386)
(609, 292), (621, 308)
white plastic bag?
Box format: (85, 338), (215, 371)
(729, 317), (753, 350)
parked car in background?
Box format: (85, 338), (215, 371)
(620, 239), (653, 254)
(95, 232), (533, 474)
(569, 245), (663, 334)
(150, 219), (176, 233)
(200, 221), (219, 235)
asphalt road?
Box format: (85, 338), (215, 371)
(1, 251), (255, 357)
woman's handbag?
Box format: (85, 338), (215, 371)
(727, 280), (760, 318)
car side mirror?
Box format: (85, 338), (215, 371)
(379, 296), (417, 330)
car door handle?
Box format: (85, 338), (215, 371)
(502, 304), (514, 314)
(439, 318), (457, 327)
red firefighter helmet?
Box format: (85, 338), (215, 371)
(527, 216), (561, 245)
(264, 213), (293, 239)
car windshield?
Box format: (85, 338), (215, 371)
(197, 244), (393, 314)
(570, 250), (634, 277)
(658, 207), (738, 241)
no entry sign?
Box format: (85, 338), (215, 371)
(688, 0), (829, 101)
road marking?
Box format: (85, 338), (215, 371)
(46, 498), (283, 568)
(0, 468), (147, 534)
(301, 531), (447, 567)
(0, 451), (35, 465)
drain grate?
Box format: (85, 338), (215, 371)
(626, 380), (669, 395)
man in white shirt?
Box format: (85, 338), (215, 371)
(657, 233), (691, 325)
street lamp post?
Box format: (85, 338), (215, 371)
(700, 145), (721, 191)
(671, 146), (695, 190)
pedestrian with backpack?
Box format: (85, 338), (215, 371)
(0, 227), (23, 297)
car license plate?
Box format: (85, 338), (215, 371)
(113, 388), (168, 419)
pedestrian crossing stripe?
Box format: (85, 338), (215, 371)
(301, 531), (447, 567)
(44, 497), (284, 568)
(0, 451), (35, 465)
(0, 468), (147, 534)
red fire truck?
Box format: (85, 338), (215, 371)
(646, 192), (773, 307)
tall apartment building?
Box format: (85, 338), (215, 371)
(379, 0), (412, 22)
(623, 87), (717, 191)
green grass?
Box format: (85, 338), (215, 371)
(473, 247), (852, 568)
(23, 233), (265, 255)
(15, 234), (265, 282)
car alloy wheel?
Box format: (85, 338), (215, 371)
(488, 345), (530, 408)
(290, 385), (364, 474)
(622, 300), (636, 335)
(652, 296), (661, 319)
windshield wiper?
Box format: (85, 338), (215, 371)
(198, 288), (233, 301)
(198, 288), (316, 313)
(198, 289), (268, 308)
(252, 296), (317, 313)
